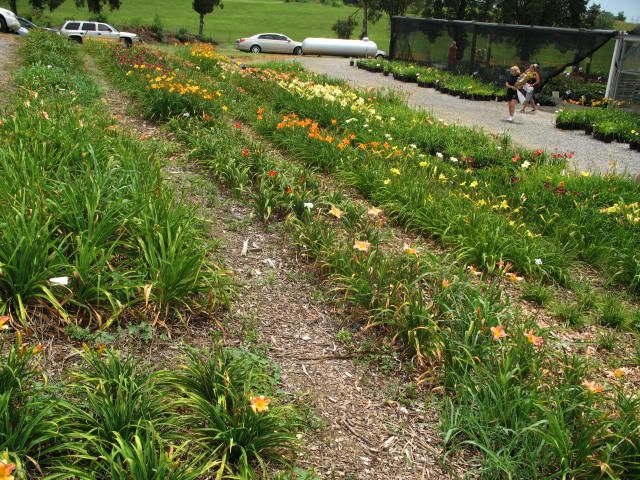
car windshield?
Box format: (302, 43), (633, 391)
(19, 18), (36, 28)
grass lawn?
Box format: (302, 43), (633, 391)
(3, 0), (391, 48)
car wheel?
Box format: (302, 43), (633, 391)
(123, 37), (132, 48)
(71, 35), (83, 44)
(293, 46), (303, 56)
(250, 45), (261, 54)
(0, 16), (8, 33)
(376, 54), (384, 59)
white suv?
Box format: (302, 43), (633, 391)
(60, 21), (138, 46)
(0, 7), (21, 33)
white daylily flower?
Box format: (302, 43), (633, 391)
(50, 276), (69, 286)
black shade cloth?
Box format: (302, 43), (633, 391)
(390, 17), (618, 87)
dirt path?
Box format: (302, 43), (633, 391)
(295, 57), (639, 178)
(85, 54), (463, 479)
(0, 34), (20, 109)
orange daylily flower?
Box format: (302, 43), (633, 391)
(403, 244), (417, 255)
(505, 272), (524, 283)
(490, 325), (507, 341)
(250, 395), (271, 413)
(467, 265), (482, 277)
(0, 316), (9, 331)
(582, 380), (604, 394)
(441, 279), (450, 288)
(0, 464), (15, 480)
(613, 368), (625, 379)
(525, 331), (544, 347)
(0, 452), (15, 480)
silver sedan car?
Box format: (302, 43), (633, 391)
(235, 33), (303, 55)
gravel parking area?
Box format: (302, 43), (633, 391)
(296, 57), (639, 178)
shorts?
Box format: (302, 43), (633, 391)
(506, 88), (517, 101)
(525, 89), (535, 102)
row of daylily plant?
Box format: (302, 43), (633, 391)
(94, 42), (640, 479)
(556, 106), (640, 147)
(193, 49), (640, 297)
(0, 32), (302, 480)
(0, 34), (233, 327)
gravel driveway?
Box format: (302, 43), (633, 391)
(296, 57), (639, 178)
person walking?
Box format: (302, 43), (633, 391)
(448, 41), (458, 71)
(520, 64), (541, 113)
(505, 65), (521, 123)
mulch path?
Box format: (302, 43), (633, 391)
(82, 53), (466, 479)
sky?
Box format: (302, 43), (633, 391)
(590, 0), (640, 22)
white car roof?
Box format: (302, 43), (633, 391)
(64, 20), (113, 25)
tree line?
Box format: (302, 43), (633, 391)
(5, 0), (220, 37)
(7, 0), (120, 16)
(6, 0), (626, 41)
(338, 0), (626, 38)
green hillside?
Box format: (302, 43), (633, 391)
(3, 0), (391, 48)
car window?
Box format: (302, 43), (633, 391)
(258, 34), (273, 40)
(65, 22), (80, 30)
(98, 23), (113, 32)
(274, 35), (288, 41)
(82, 22), (96, 31)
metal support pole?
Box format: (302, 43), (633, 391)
(469, 22), (477, 73)
(606, 33), (625, 99)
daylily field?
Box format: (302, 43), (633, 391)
(1, 32), (640, 479)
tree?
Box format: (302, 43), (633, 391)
(361, 0), (369, 37)
(75, 0), (122, 15)
(193, 0), (223, 38)
(9, 0), (66, 16)
(29, 0), (66, 12)
(332, 16), (358, 38)
(594, 11), (616, 29)
(373, 0), (418, 21)
(418, 0), (591, 27)
(616, 11), (626, 21)
(583, 3), (602, 27)
(358, 0), (383, 39)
